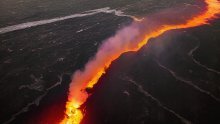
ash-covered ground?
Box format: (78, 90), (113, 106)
(0, 0), (220, 124)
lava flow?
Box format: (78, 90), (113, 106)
(60, 0), (220, 124)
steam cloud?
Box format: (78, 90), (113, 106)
(61, 0), (220, 124)
(67, 2), (205, 104)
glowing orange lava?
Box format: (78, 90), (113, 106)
(60, 101), (83, 124)
(60, 0), (220, 124)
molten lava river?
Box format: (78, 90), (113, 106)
(59, 0), (220, 124)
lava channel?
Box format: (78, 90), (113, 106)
(60, 0), (220, 124)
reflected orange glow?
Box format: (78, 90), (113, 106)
(60, 0), (220, 124)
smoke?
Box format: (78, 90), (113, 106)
(68, 23), (142, 102)
(69, 3), (198, 104)
(60, 0), (220, 123)
(67, 1), (207, 104)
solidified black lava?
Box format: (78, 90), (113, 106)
(81, 19), (220, 124)
(1, 0), (220, 124)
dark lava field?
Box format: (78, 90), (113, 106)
(0, 0), (220, 124)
